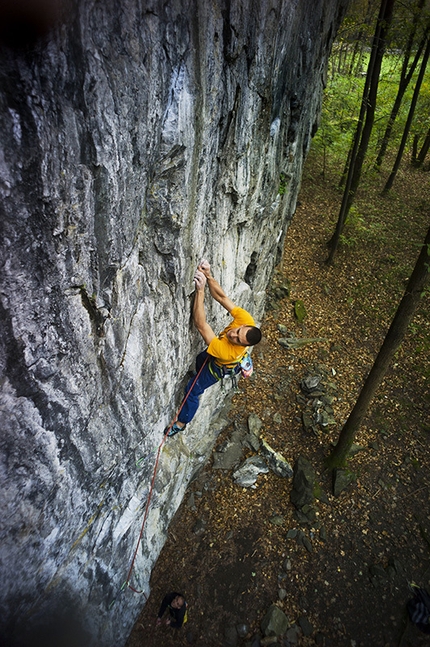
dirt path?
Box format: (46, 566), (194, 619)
(126, 155), (430, 647)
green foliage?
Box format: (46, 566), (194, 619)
(420, 279), (430, 298)
(410, 317), (430, 379)
(278, 172), (287, 195)
(294, 299), (307, 323)
(314, 32), (430, 172)
(313, 72), (365, 162)
(411, 456), (420, 470)
(338, 204), (387, 249)
(419, 245), (430, 296)
(308, 1), (430, 394)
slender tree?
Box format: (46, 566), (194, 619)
(338, 144), (353, 188)
(338, 0), (375, 189)
(326, 224), (430, 470)
(412, 126), (430, 167)
(327, 0), (395, 264)
(383, 35), (430, 192)
(347, 0), (379, 77)
(375, 0), (429, 170)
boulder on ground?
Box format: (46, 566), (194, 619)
(260, 438), (293, 478)
(333, 467), (356, 497)
(248, 413), (263, 437)
(290, 456), (316, 508)
(232, 456), (269, 487)
(261, 604), (290, 636)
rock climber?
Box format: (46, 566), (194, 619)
(165, 259), (262, 436)
(156, 591), (187, 628)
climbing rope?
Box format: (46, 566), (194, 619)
(123, 354), (210, 596)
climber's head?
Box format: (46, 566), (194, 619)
(227, 325), (262, 346)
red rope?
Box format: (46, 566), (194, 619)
(125, 355), (209, 594)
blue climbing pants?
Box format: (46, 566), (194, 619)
(177, 351), (221, 425)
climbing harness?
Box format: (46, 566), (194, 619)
(208, 359), (239, 390)
(122, 354), (210, 597)
(208, 351), (253, 391)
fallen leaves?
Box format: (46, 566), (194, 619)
(127, 154), (429, 647)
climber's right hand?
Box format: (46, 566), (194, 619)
(198, 258), (211, 277)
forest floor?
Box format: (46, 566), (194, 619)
(126, 153), (430, 647)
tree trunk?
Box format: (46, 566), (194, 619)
(383, 36), (430, 193)
(374, 0), (427, 169)
(326, 224), (430, 469)
(413, 126), (430, 167)
(338, 142), (353, 188)
(348, 30), (365, 76)
(412, 133), (419, 164)
(327, 0), (395, 263)
(375, 20), (429, 170)
(347, 0), (378, 77)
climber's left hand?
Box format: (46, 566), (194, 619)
(194, 269), (207, 291)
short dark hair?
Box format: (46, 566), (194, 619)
(246, 326), (262, 346)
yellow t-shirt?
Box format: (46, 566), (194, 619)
(207, 307), (255, 366)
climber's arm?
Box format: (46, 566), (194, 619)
(193, 270), (216, 345)
(198, 260), (236, 313)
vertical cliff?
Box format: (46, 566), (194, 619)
(0, 1), (349, 645)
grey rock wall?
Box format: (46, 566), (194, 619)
(0, 1), (349, 645)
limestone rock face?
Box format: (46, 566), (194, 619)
(0, 1), (348, 645)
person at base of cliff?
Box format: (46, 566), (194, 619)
(156, 592), (187, 628)
(165, 259), (262, 437)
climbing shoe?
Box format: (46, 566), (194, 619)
(164, 422), (186, 437)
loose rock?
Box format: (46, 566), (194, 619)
(286, 624), (301, 644)
(283, 558), (292, 571)
(278, 588), (287, 601)
(212, 440), (243, 470)
(260, 438), (293, 478)
(248, 413), (263, 437)
(260, 636), (279, 646)
(261, 604), (290, 637)
(270, 515), (285, 526)
(290, 457), (316, 508)
(298, 615), (314, 636)
(243, 433), (261, 452)
(232, 456), (269, 488)
(236, 623), (249, 638)
(224, 624), (238, 646)
(332, 468), (356, 497)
